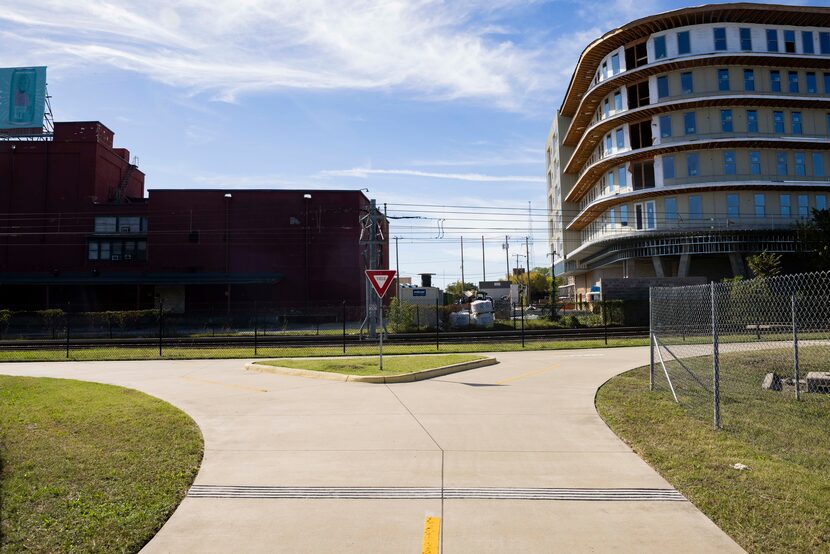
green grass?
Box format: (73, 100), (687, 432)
(596, 355), (830, 554)
(0, 337), (648, 363)
(259, 354), (486, 376)
(0, 376), (203, 553)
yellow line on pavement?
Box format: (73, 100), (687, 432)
(180, 376), (268, 393)
(496, 363), (560, 385)
(422, 516), (440, 554)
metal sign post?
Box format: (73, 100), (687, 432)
(366, 270), (397, 371)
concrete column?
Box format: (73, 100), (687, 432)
(728, 253), (746, 278)
(678, 253), (691, 277)
(651, 256), (665, 278)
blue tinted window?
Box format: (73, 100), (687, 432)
(684, 112), (696, 135)
(604, 99), (609, 118)
(614, 91), (622, 111)
(727, 194), (740, 218)
(806, 72), (817, 94)
(780, 194), (791, 217)
(773, 111), (784, 133)
(678, 31), (691, 55)
(776, 152), (788, 176)
(654, 36), (667, 59)
(766, 29), (779, 52)
(718, 68), (730, 91)
(724, 151), (736, 175)
(611, 54), (620, 74)
(825, 74), (830, 94)
(755, 194), (766, 217)
(665, 197), (678, 222)
(817, 195), (827, 211)
(799, 195), (809, 217)
(770, 70), (781, 92)
(619, 167), (627, 188)
(740, 28), (752, 51)
(615, 128), (624, 149)
(747, 110), (758, 132)
(714, 28), (727, 51)
(681, 72), (693, 94)
(605, 134), (612, 153)
(687, 153), (699, 176)
(689, 195), (703, 220)
(784, 30), (796, 52)
(750, 151), (761, 175)
(802, 31), (814, 54)
(663, 155), (675, 179)
(821, 32), (830, 54)
(721, 109), (733, 132)
(659, 115), (672, 138)
(620, 205), (628, 225)
(788, 71), (799, 93)
(657, 75), (669, 98)
(794, 153), (805, 177)
(744, 69), (755, 91)
(792, 112), (802, 135)
(814, 153), (825, 177)
(607, 171), (615, 191)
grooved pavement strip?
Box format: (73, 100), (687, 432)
(0, 348), (745, 553)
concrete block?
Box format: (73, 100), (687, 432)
(761, 372), (781, 391)
(806, 372), (830, 393)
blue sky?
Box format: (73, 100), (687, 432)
(1, 0), (822, 288)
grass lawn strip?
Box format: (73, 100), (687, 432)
(259, 354), (487, 377)
(0, 337), (649, 362)
(596, 361), (830, 554)
(0, 376), (203, 553)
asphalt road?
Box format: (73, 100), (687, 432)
(0, 348), (744, 553)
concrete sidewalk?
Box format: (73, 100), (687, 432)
(0, 348), (745, 553)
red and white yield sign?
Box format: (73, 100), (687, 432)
(366, 269), (397, 298)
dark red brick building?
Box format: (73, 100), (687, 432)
(0, 122), (385, 313)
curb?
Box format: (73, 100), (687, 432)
(244, 356), (498, 383)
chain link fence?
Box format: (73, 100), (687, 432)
(650, 271), (830, 430)
(0, 298), (647, 361)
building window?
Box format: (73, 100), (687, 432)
(770, 70), (781, 92)
(665, 197), (678, 222)
(657, 75), (669, 98)
(743, 69), (755, 91)
(802, 31), (814, 54)
(88, 242), (99, 260)
(604, 98), (610, 118)
(94, 216), (117, 233)
(724, 151), (736, 175)
(788, 71), (799, 93)
(755, 194), (766, 217)
(806, 72), (817, 94)
(825, 74), (830, 94)
(654, 35), (667, 59)
(780, 194), (792, 217)
(687, 153), (699, 176)
(727, 194), (740, 218)
(721, 109), (733, 132)
(795, 152), (806, 176)
(717, 68), (730, 91)
(814, 152), (826, 177)
(713, 27), (727, 51)
(663, 155), (675, 179)
(777, 152), (788, 176)
(821, 32), (830, 54)
(684, 112), (696, 135)
(817, 195), (827, 211)
(646, 201), (656, 229)
(747, 110), (758, 132)
(773, 111), (785, 134)
(791, 112), (802, 135)
(607, 171), (615, 192)
(680, 72), (693, 94)
(799, 195), (809, 217)
(614, 91), (622, 111)
(88, 239), (148, 261)
(94, 216), (147, 234)
(784, 30), (796, 53)
(767, 29), (779, 52)
(678, 31), (691, 55)
(609, 207), (616, 227)
(740, 28), (752, 51)
(689, 195), (703, 220)
(619, 167), (627, 189)
(620, 205), (629, 226)
(602, 61), (608, 78)
(615, 128), (625, 149)
(750, 151), (761, 175)
(611, 53), (620, 75)
(605, 134), (612, 153)
(659, 115), (672, 138)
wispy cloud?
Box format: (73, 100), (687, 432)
(319, 167), (544, 183)
(0, 0), (564, 111)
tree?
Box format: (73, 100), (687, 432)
(746, 251), (782, 278)
(797, 208), (830, 271)
(509, 270), (551, 303)
(444, 281), (477, 302)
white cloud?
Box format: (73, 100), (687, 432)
(319, 167), (544, 183)
(0, 0), (562, 110)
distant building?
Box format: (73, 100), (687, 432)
(547, 3), (830, 304)
(478, 280), (519, 304)
(0, 121), (387, 312)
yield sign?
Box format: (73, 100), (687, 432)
(366, 269), (397, 298)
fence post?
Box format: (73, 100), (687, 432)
(342, 301), (347, 354)
(649, 288), (654, 391)
(520, 297), (525, 348)
(65, 302), (70, 359)
(158, 299), (164, 357)
(711, 282), (720, 430)
(602, 301), (608, 345)
(435, 298), (440, 351)
(792, 294), (800, 401)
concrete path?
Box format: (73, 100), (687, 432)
(0, 348), (745, 553)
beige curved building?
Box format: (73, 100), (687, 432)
(547, 3), (830, 303)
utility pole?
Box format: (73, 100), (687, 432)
(481, 235), (486, 282)
(460, 236), (465, 295)
(525, 236), (531, 305)
(395, 236), (400, 300)
(503, 235), (510, 281)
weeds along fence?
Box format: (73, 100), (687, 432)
(650, 271), (830, 430)
(0, 299), (646, 361)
